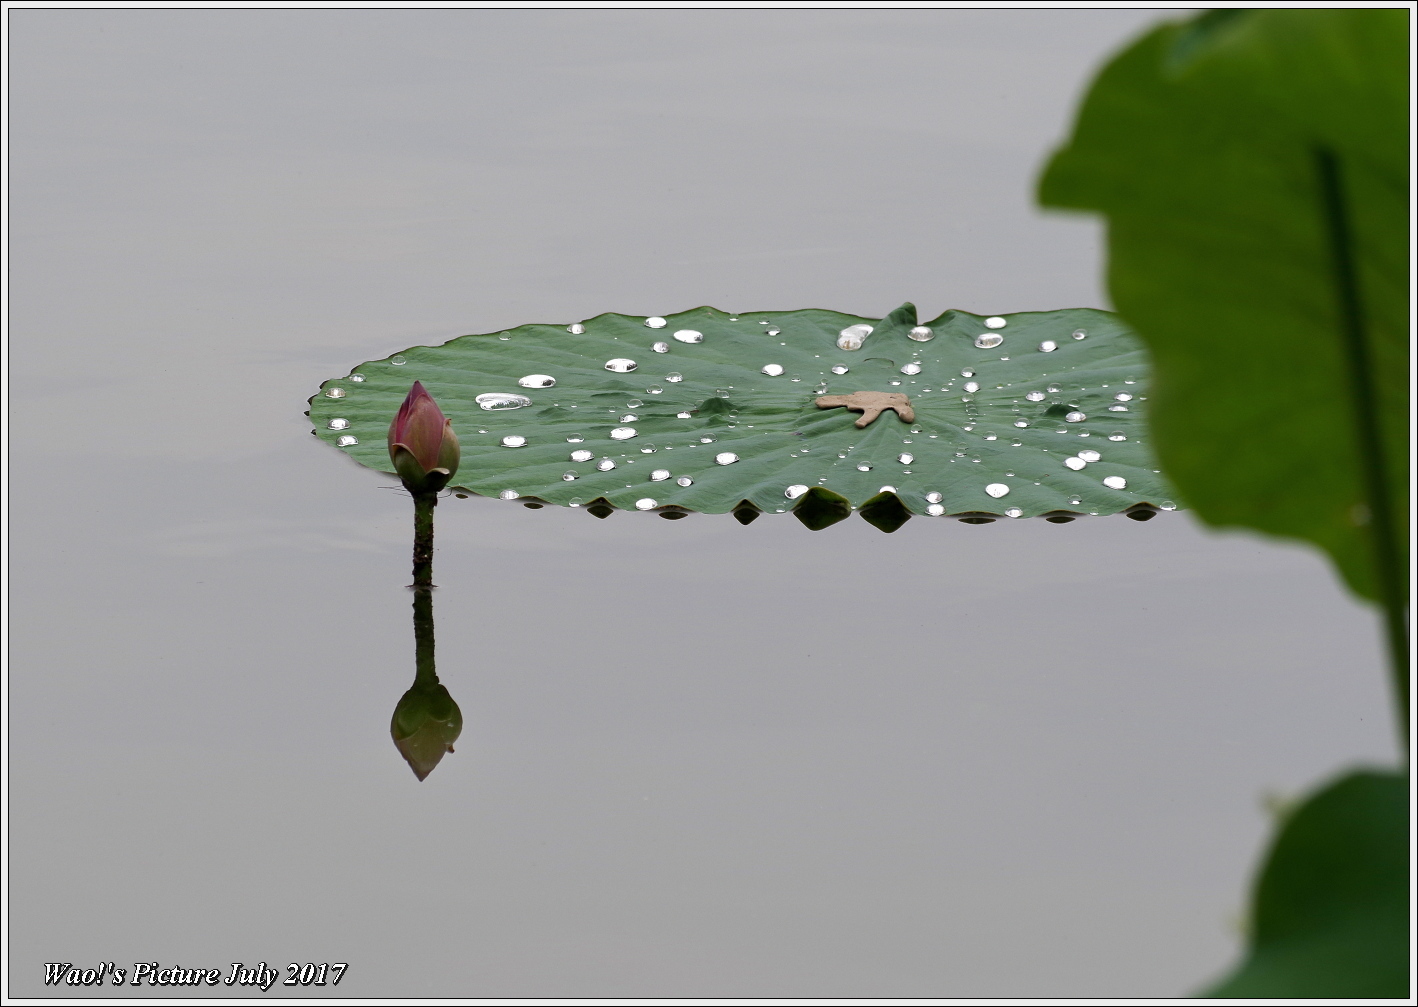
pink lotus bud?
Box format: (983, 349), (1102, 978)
(388, 382), (460, 493)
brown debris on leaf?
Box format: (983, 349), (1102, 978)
(815, 391), (915, 428)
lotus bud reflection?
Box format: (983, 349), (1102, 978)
(388, 381), (460, 495)
(391, 681), (463, 781)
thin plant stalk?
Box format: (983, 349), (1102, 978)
(412, 491), (438, 588)
(1314, 146), (1409, 744)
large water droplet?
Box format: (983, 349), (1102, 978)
(631, 498), (655, 511)
(567, 433), (585, 443)
(1064, 456), (1086, 470)
(1160, 500), (1177, 511)
(605, 358), (638, 373)
(1078, 449), (1101, 463)
(567, 323), (586, 334)
(1115, 392), (1133, 402)
(926, 503), (945, 517)
(327, 418), (350, 430)
(645, 317), (667, 329)
(390, 355), (407, 365)
(1103, 476), (1128, 490)
(985, 483), (1010, 498)
(596, 458), (616, 472)
(767, 327), (781, 336)
(963, 381), (980, 393)
(336, 434), (358, 447)
(856, 462), (872, 472)
(639, 443), (657, 454)
(785, 484), (809, 499)
(610, 427), (637, 441)
(1005, 507), (1023, 518)
(908, 325), (934, 342)
(1025, 391), (1045, 402)
(1108, 432), (1127, 442)
(715, 452), (739, 465)
(673, 329), (703, 344)
(1108, 404), (1129, 412)
(649, 469), (671, 482)
(837, 323), (873, 350)
(761, 363), (785, 376)
(666, 372), (683, 383)
(652, 341), (669, 353)
(324, 387), (346, 399)
(677, 411), (692, 419)
(974, 333), (1003, 349)
(898, 452), (914, 464)
(499, 489), (520, 500)
(960, 368), (975, 378)
(676, 476), (693, 487)
(700, 434), (717, 444)
(519, 374), (556, 388)
(349, 374), (366, 383)
(501, 435), (527, 448)
(830, 365), (849, 375)
(646, 385), (664, 396)
(1065, 411), (1086, 423)
(618, 414), (638, 424)
(984, 316), (1007, 329)
(477, 392), (534, 411)
(562, 471), (578, 481)
(900, 362), (922, 376)
(925, 491), (943, 504)
(570, 449), (594, 462)
(1072, 329), (1086, 340)
(1038, 340), (1058, 352)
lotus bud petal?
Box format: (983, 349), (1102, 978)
(388, 382), (459, 493)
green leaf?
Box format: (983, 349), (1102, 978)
(1203, 770), (1410, 998)
(309, 304), (1178, 526)
(1038, 8), (1408, 605)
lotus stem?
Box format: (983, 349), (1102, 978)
(412, 491), (438, 588)
(1314, 146), (1409, 745)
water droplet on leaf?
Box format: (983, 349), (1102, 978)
(477, 392), (533, 411)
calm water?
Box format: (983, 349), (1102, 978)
(9, 10), (1398, 998)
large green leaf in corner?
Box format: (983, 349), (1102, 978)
(1204, 770), (1409, 998)
(1039, 8), (1408, 606)
(1038, 9), (1409, 998)
(308, 303), (1178, 528)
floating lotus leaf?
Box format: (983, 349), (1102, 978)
(308, 303), (1179, 526)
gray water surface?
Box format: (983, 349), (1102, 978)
(8, 9), (1398, 999)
